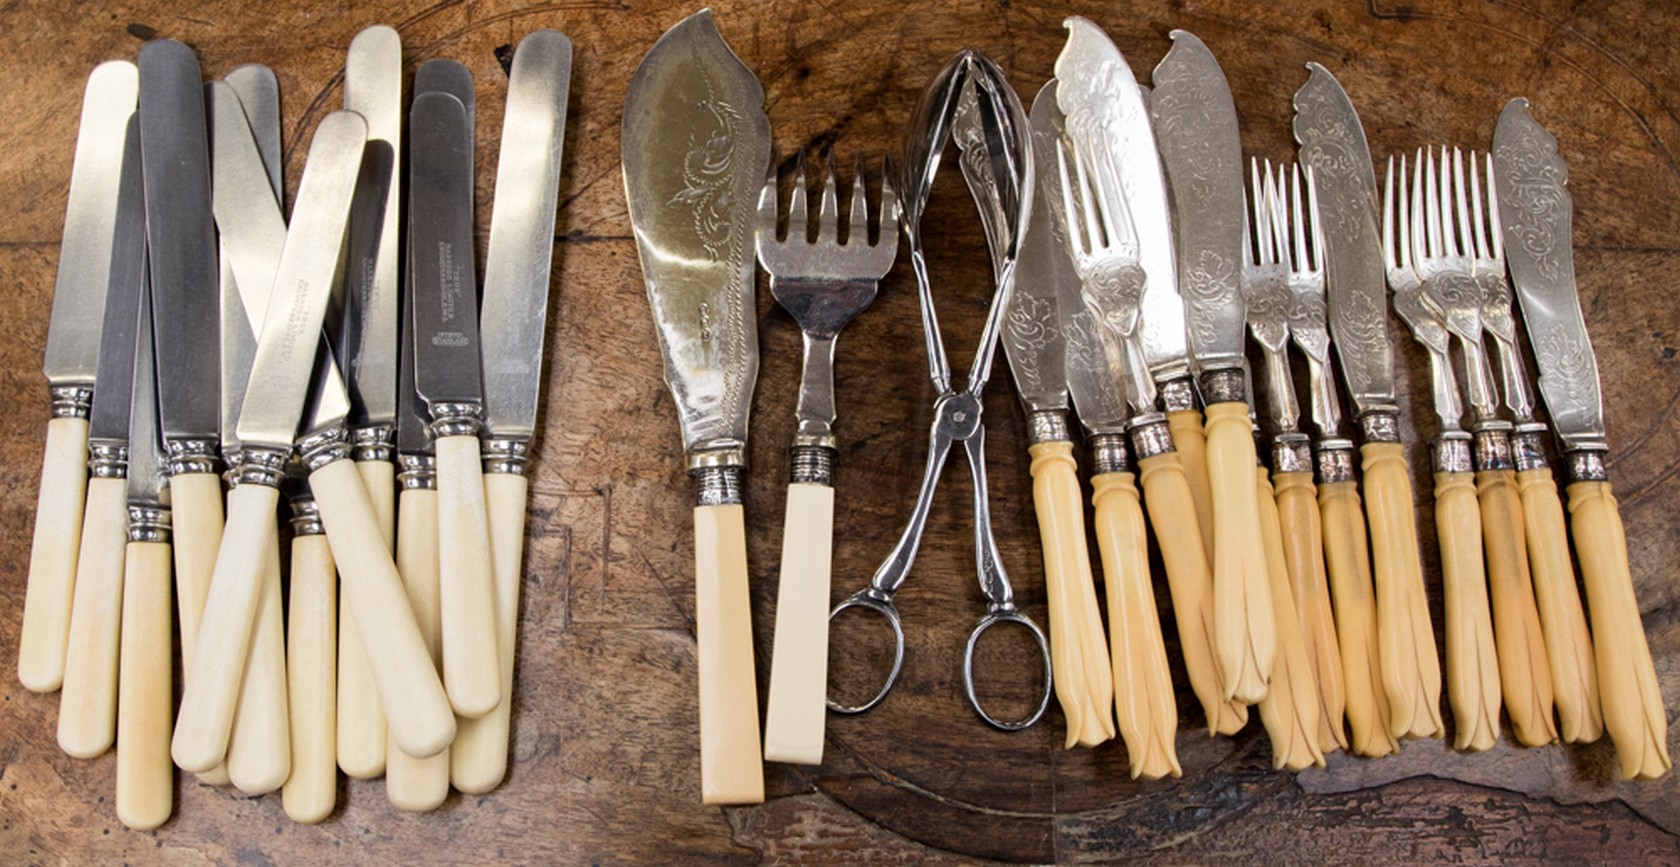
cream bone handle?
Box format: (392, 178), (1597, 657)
(1475, 456), (1556, 747)
(20, 414), (90, 692)
(388, 482), (449, 811)
(1027, 439), (1114, 749)
(1272, 465), (1348, 754)
(1359, 435), (1444, 740)
(762, 475), (837, 766)
(1254, 467), (1325, 771)
(434, 432), (502, 719)
(452, 467), (528, 793)
(1516, 458), (1602, 744)
(338, 458), (394, 778)
(281, 509), (338, 825)
(58, 474), (127, 758)
(226, 526), (291, 793)
(1566, 471), (1670, 780)
(172, 469), (228, 786)
(1165, 407), (1215, 564)
(1131, 417), (1247, 735)
(1432, 449), (1501, 753)
(116, 537), (174, 831)
(1203, 397), (1275, 706)
(1316, 469), (1398, 757)
(691, 470), (764, 805)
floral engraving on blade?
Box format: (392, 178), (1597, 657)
(1182, 248), (1240, 350)
(1244, 272), (1291, 351)
(1287, 289), (1333, 361)
(1005, 293), (1058, 396)
(1065, 308), (1128, 421)
(1087, 261), (1148, 339)
(1533, 323), (1593, 411)
(1495, 118), (1570, 285)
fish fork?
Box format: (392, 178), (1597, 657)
(756, 153), (898, 764)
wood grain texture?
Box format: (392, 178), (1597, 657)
(3, 0), (1680, 861)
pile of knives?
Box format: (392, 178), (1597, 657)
(16, 28), (572, 829)
(624, 10), (1668, 806)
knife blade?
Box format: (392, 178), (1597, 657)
(622, 8), (769, 805)
(20, 60), (137, 694)
(453, 30), (572, 796)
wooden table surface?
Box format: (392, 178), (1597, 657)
(3, 0), (1679, 862)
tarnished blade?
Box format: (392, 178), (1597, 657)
(409, 92), (483, 411)
(128, 276), (168, 508)
(623, 10), (770, 466)
(44, 61), (136, 388)
(1493, 98), (1605, 453)
(88, 118), (146, 446)
(340, 25), (403, 430)
(1292, 62), (1395, 413)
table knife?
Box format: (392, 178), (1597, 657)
(1293, 63), (1443, 740)
(455, 30), (572, 795)
(623, 9), (770, 805)
(1493, 98), (1669, 779)
(20, 59), (135, 694)
(58, 117), (144, 760)
(1150, 29), (1275, 706)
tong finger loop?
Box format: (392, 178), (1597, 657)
(826, 588), (907, 715)
(962, 607), (1053, 731)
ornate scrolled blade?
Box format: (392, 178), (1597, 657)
(1291, 63), (1394, 412)
(1492, 99), (1605, 452)
(999, 83), (1065, 418)
(622, 9), (770, 465)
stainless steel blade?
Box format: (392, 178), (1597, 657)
(622, 9), (770, 467)
(88, 117), (146, 445)
(481, 30), (573, 443)
(1151, 30), (1247, 374)
(1003, 85), (1070, 419)
(409, 91), (483, 412)
(127, 273), (168, 508)
(234, 111), (368, 451)
(138, 39), (220, 446)
(1493, 98), (1605, 453)
(225, 65), (281, 200)
(340, 25), (403, 431)
(1291, 63), (1395, 413)
(44, 60), (138, 389)
(1054, 16), (1189, 385)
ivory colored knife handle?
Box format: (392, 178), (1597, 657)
(1360, 442), (1443, 740)
(227, 531), (291, 793)
(1566, 480), (1670, 780)
(58, 475), (127, 758)
(1255, 468), (1326, 770)
(170, 471), (224, 666)
(1317, 480), (1397, 757)
(435, 434), (501, 719)
(20, 415), (89, 692)
(1205, 403), (1275, 704)
(116, 540), (173, 831)
(282, 532), (338, 825)
(452, 472), (528, 793)
(762, 482), (836, 765)
(339, 459), (394, 778)
(1518, 468), (1602, 744)
(1166, 408), (1215, 564)
(312, 458), (455, 759)
(1091, 471), (1180, 779)
(1434, 470), (1500, 752)
(694, 503), (764, 805)
(1029, 441), (1115, 749)
(1478, 468), (1556, 746)
(1136, 450), (1247, 735)
(1273, 471), (1347, 753)
(388, 487), (448, 812)
(173, 483), (277, 773)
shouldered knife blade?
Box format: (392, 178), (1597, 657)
(89, 117), (147, 451)
(409, 91), (482, 417)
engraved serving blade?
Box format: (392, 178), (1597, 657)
(409, 91), (483, 413)
(44, 61), (137, 391)
(622, 9), (770, 468)
(128, 274), (168, 510)
(1151, 30), (1247, 375)
(1492, 98), (1605, 453)
(1055, 16), (1189, 385)
(88, 117), (147, 447)
(1292, 63), (1395, 413)
(481, 30), (573, 444)
(1002, 96), (1067, 420)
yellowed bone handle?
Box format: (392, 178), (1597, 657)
(338, 461), (392, 778)
(170, 471), (224, 666)
(1091, 471), (1180, 778)
(227, 529), (291, 793)
(58, 475), (127, 758)
(172, 483), (277, 773)
(434, 435), (501, 718)
(20, 416), (89, 692)
(1136, 450), (1247, 734)
(281, 532), (338, 825)
(388, 486), (448, 812)
(1567, 479), (1671, 780)
(1478, 468), (1556, 746)
(763, 482), (837, 765)
(1518, 468), (1602, 744)
(1273, 471), (1347, 753)
(1255, 469), (1326, 770)
(1205, 403), (1275, 704)
(694, 503), (765, 805)
(1359, 442), (1443, 739)
(1434, 470), (1500, 752)
(452, 472), (527, 793)
(116, 540), (173, 830)
(1029, 441), (1115, 748)
(1317, 479), (1397, 756)
(1166, 408), (1215, 564)
(357, 458), (397, 548)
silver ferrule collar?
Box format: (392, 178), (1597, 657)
(686, 441), (747, 472)
(298, 427), (351, 472)
(1315, 438), (1357, 484)
(288, 492), (325, 536)
(692, 465), (743, 507)
(1200, 367), (1247, 406)
(1025, 410), (1069, 446)
(1512, 424), (1550, 473)
(166, 438), (220, 477)
(398, 453), (438, 490)
(1564, 449), (1609, 484)
(221, 448), (243, 488)
(428, 402), (484, 440)
(50, 385), (94, 420)
(127, 504), (171, 544)
(789, 445), (835, 487)
(234, 445), (290, 488)
(1472, 425), (1515, 472)
(1089, 433), (1131, 475)
(483, 437), (530, 476)
(1273, 433), (1313, 475)
(88, 440), (128, 479)
(1358, 410), (1402, 444)
(1433, 431), (1474, 474)
(351, 424), (396, 463)
(1128, 413), (1176, 461)
(1159, 376), (1198, 413)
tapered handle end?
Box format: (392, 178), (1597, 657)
(1317, 479), (1398, 757)
(1477, 469), (1556, 747)
(1433, 470), (1500, 753)
(1359, 442), (1443, 740)
(436, 434), (501, 719)
(282, 533), (339, 825)
(1205, 403), (1275, 705)
(116, 541), (174, 830)
(1517, 468), (1602, 744)
(450, 472), (528, 793)
(227, 534), (292, 794)
(57, 475), (128, 758)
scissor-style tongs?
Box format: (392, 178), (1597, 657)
(828, 50), (1052, 731)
